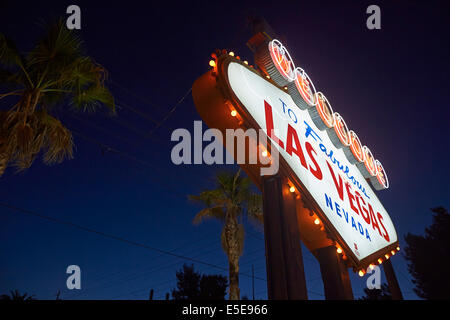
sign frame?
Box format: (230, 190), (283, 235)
(192, 53), (399, 271)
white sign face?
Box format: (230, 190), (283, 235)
(227, 62), (397, 261)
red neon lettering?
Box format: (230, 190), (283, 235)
(264, 100), (284, 149)
(305, 141), (322, 180)
(326, 161), (344, 201)
(368, 203), (383, 237)
(377, 212), (390, 242)
(355, 191), (371, 225)
(286, 124), (308, 169)
(345, 182), (359, 215)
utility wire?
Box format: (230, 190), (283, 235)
(70, 129), (157, 170)
(67, 113), (136, 146)
(0, 202), (325, 298)
(110, 80), (167, 112)
(111, 80), (191, 138)
(0, 202), (267, 281)
(65, 237), (224, 299)
(68, 129), (187, 198)
(115, 99), (159, 125)
(108, 112), (167, 145)
(146, 87), (192, 137)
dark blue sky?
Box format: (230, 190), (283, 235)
(0, 0), (449, 300)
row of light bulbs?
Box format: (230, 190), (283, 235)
(209, 50), (399, 278)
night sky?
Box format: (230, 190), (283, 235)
(1, 0), (449, 300)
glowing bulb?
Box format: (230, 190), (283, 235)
(378, 258), (383, 264)
(209, 60), (216, 67)
(396, 246), (400, 251)
(231, 110), (237, 117)
(391, 250), (396, 256)
(262, 150), (268, 157)
(358, 270), (365, 277)
(336, 247), (343, 254)
(244, 60), (248, 65)
(314, 218), (320, 225)
(385, 254), (390, 260)
(369, 264), (375, 270)
(266, 75), (270, 79)
(289, 186), (295, 193)
(229, 51), (235, 56)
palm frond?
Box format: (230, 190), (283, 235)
(27, 19), (83, 77)
(0, 67), (22, 88)
(193, 206), (225, 225)
(247, 193), (263, 224)
(0, 33), (23, 68)
(40, 112), (73, 164)
(0, 33), (32, 88)
(55, 57), (103, 88)
(188, 189), (226, 207)
(70, 83), (115, 113)
(0, 20), (115, 176)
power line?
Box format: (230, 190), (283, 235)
(107, 112), (167, 145)
(70, 129), (158, 170)
(65, 238), (224, 300)
(1, 202), (326, 299)
(110, 80), (167, 112)
(115, 99), (159, 125)
(67, 112), (138, 146)
(0, 202), (267, 279)
(68, 129), (188, 198)
(145, 87), (192, 137)
(111, 80), (192, 139)
(61, 226), (225, 294)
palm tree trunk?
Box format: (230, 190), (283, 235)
(229, 256), (240, 300)
(0, 151), (8, 176)
(225, 209), (241, 300)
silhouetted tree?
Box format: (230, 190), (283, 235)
(172, 264), (201, 300)
(0, 290), (35, 300)
(199, 274), (228, 300)
(360, 283), (392, 300)
(0, 19), (115, 176)
(189, 169), (262, 300)
(172, 264), (228, 300)
(404, 207), (450, 299)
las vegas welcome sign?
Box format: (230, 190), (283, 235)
(192, 39), (399, 270)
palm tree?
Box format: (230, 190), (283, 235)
(189, 169), (263, 300)
(0, 19), (114, 176)
(0, 289), (35, 300)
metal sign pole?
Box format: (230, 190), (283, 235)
(262, 174), (308, 299)
(383, 259), (404, 300)
(315, 246), (354, 300)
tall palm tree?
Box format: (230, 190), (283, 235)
(189, 169), (263, 300)
(0, 289), (35, 300)
(0, 19), (114, 176)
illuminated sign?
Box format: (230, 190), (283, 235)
(226, 62), (397, 262)
(192, 39), (397, 269)
(257, 39), (389, 190)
